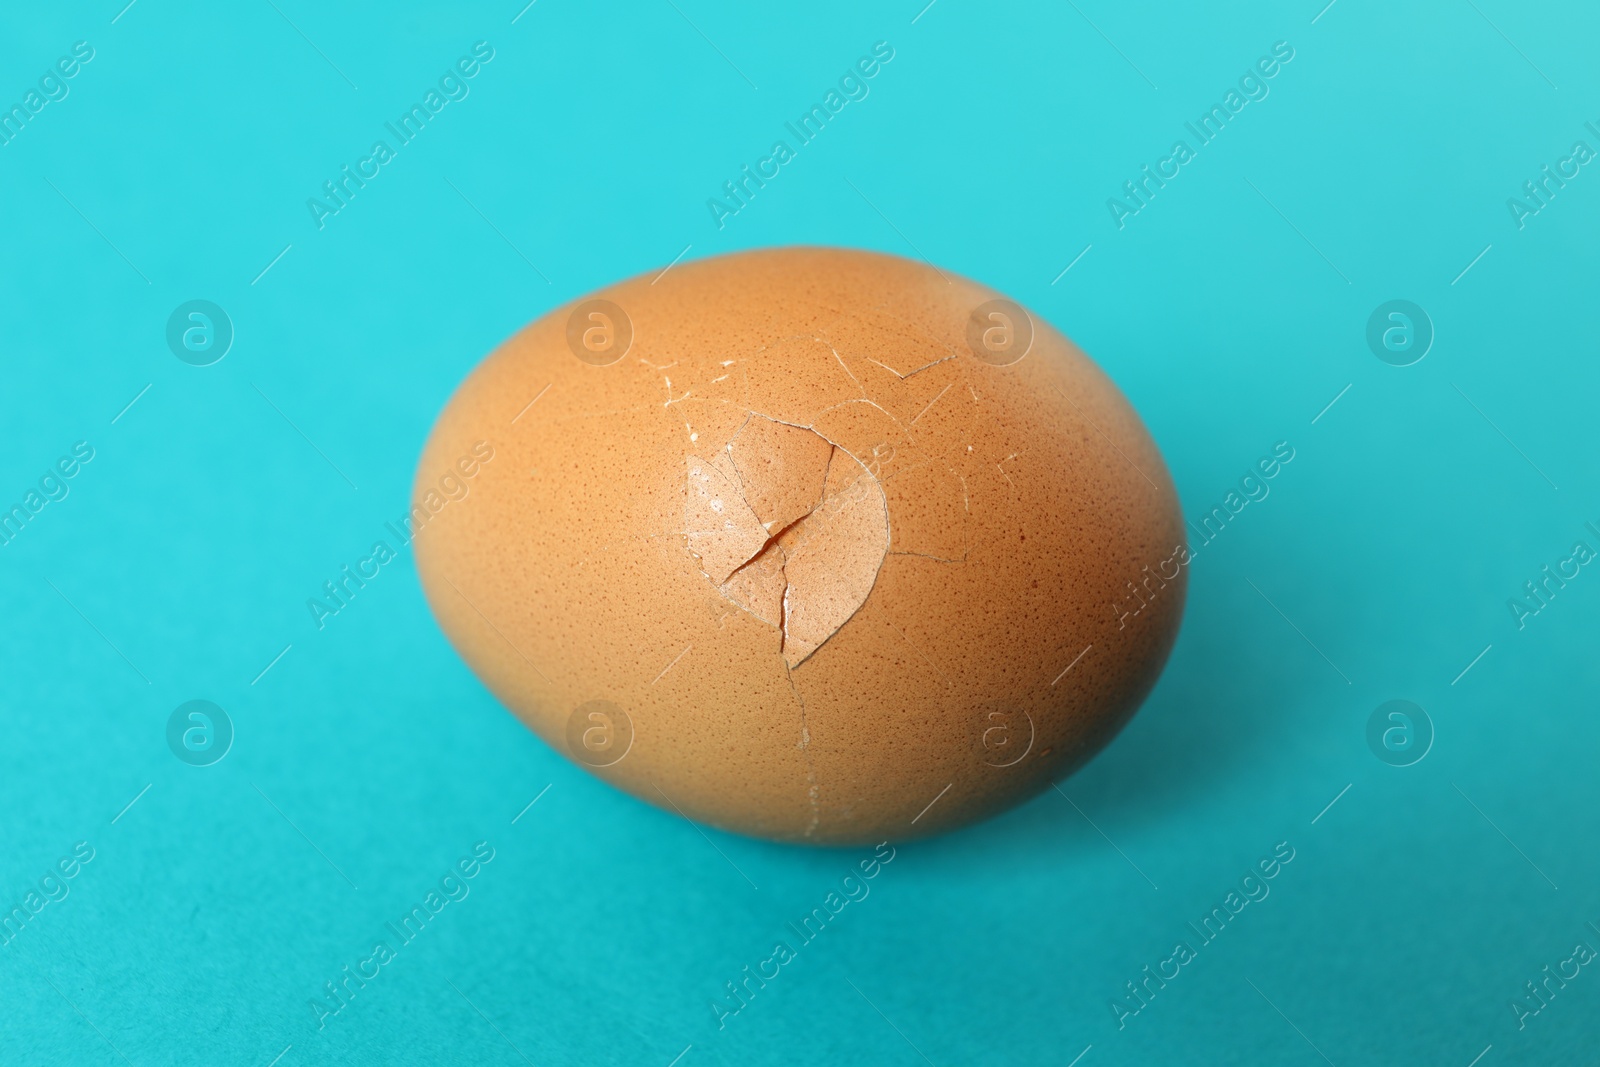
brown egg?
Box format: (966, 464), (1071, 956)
(414, 246), (1185, 845)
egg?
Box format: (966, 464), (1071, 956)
(415, 246), (1185, 845)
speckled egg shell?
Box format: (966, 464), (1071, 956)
(414, 246), (1185, 845)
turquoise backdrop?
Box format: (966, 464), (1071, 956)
(2, 1), (1597, 1064)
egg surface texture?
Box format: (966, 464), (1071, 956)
(415, 246), (1185, 845)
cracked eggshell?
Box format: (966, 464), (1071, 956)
(414, 246), (1186, 845)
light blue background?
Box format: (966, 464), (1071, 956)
(2, 1), (1597, 1064)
